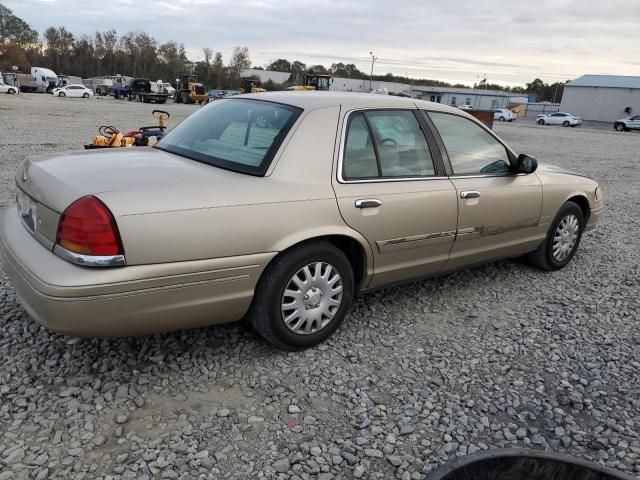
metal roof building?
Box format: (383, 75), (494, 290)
(560, 74), (640, 122)
(410, 86), (527, 110)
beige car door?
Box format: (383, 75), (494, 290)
(333, 109), (458, 288)
(426, 111), (543, 269)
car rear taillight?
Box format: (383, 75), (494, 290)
(56, 196), (124, 257)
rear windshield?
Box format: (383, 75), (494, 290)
(156, 98), (302, 176)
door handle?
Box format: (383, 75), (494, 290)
(355, 199), (382, 209)
(460, 191), (481, 199)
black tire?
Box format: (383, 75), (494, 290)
(499, 116), (506, 122)
(248, 241), (354, 350)
(615, 123), (625, 132)
(562, 121), (570, 127)
(83, 92), (89, 98)
(8, 88), (16, 94)
(58, 92), (65, 97)
(526, 201), (584, 271)
(183, 92), (192, 104)
(537, 119), (545, 125)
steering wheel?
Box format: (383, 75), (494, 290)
(379, 137), (398, 149)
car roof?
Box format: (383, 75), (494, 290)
(238, 91), (464, 114)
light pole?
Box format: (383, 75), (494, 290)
(369, 51), (377, 92)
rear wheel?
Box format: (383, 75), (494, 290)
(526, 201), (584, 271)
(563, 121), (570, 127)
(537, 119), (545, 125)
(248, 241), (354, 350)
(7, 88), (16, 94)
(82, 92), (89, 98)
(499, 116), (506, 122)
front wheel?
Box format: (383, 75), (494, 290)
(58, 92), (65, 97)
(526, 201), (584, 271)
(537, 119), (545, 125)
(248, 242), (354, 350)
(615, 123), (625, 131)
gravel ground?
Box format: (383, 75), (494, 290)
(1, 94), (639, 480)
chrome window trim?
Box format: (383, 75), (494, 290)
(53, 244), (126, 267)
(449, 173), (527, 179)
(337, 107), (444, 184)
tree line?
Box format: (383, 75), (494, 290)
(0, 3), (567, 100)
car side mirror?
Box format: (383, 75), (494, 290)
(516, 154), (538, 174)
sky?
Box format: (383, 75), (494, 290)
(6, 0), (640, 87)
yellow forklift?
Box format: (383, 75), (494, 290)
(241, 79), (266, 94)
(287, 73), (332, 91)
(175, 74), (208, 104)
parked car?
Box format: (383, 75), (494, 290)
(208, 89), (228, 99)
(457, 104), (473, 110)
(0, 84), (18, 94)
(537, 112), (582, 127)
(0, 93), (603, 349)
(494, 108), (516, 122)
(51, 84), (94, 98)
(613, 115), (640, 132)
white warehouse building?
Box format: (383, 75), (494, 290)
(410, 86), (528, 110)
(560, 75), (640, 122)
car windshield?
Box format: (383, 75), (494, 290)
(156, 98), (302, 176)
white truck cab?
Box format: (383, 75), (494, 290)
(31, 67), (58, 93)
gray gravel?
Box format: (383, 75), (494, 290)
(1, 94), (639, 479)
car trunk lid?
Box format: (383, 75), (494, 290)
(17, 147), (277, 246)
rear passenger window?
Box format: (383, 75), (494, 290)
(428, 112), (511, 175)
(342, 110), (436, 180)
(343, 113), (378, 179)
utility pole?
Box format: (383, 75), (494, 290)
(369, 51), (377, 92)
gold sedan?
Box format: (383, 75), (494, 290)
(0, 92), (603, 350)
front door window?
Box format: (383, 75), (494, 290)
(428, 112), (511, 175)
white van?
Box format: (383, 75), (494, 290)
(31, 67), (58, 93)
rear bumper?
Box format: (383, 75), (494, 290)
(0, 207), (274, 337)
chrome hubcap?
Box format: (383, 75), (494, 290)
(281, 262), (343, 335)
(552, 214), (579, 262)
